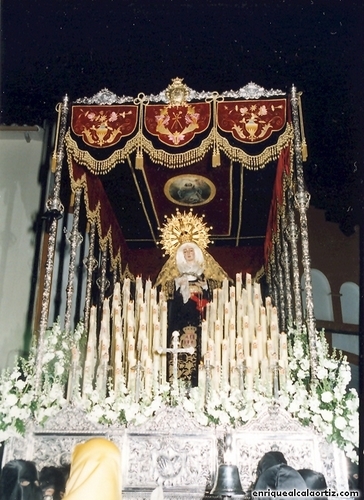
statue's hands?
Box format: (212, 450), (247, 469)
(175, 275), (188, 290)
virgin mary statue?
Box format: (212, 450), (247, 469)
(155, 209), (229, 386)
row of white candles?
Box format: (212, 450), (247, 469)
(78, 273), (289, 399)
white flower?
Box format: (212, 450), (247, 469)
(4, 393), (18, 407)
(320, 409), (333, 422)
(320, 391), (333, 403)
(308, 395), (321, 414)
(334, 415), (347, 431)
(316, 367), (328, 380)
(296, 369), (307, 380)
(15, 379), (26, 391)
(299, 359), (310, 371)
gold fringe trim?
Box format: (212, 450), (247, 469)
(219, 123), (294, 170)
(64, 130), (141, 174)
(65, 122), (293, 173)
(141, 130), (215, 168)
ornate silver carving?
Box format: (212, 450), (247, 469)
(36, 405), (107, 433)
(97, 249), (109, 305)
(2, 405), (348, 498)
(275, 240), (286, 331)
(222, 82), (285, 99)
(281, 218), (294, 326)
(290, 86), (317, 377)
(83, 221), (97, 332)
(74, 88), (134, 105)
(124, 406), (216, 496)
(64, 188), (83, 334)
(128, 405), (210, 434)
(73, 82), (285, 107)
(35, 95), (69, 393)
(231, 405), (348, 492)
(285, 195), (303, 331)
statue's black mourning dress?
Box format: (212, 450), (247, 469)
(155, 241), (229, 388)
(167, 276), (213, 386)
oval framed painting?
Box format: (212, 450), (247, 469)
(164, 174), (216, 206)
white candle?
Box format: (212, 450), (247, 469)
(141, 337), (149, 364)
(221, 339), (229, 385)
(218, 289), (224, 323)
(224, 302), (230, 339)
(245, 273), (252, 302)
(214, 320), (221, 365)
(279, 358), (287, 391)
(270, 322), (279, 357)
(201, 319), (208, 357)
(235, 273), (242, 301)
(242, 316), (250, 357)
(229, 287), (236, 314)
(144, 357), (153, 398)
(128, 356), (136, 392)
(229, 320), (236, 361)
(265, 296), (272, 325)
(256, 325), (264, 362)
(280, 332), (288, 361)
(207, 338), (215, 365)
(251, 337), (259, 374)
(253, 287), (260, 325)
(236, 336), (243, 358)
(230, 359), (239, 389)
(248, 301), (255, 341)
(222, 278), (229, 304)
(260, 306), (267, 355)
(152, 322), (160, 354)
(236, 299), (243, 337)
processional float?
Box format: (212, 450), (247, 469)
(2, 79), (354, 496)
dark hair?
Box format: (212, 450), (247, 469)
(298, 469), (328, 490)
(257, 451), (287, 476)
(0, 460), (42, 500)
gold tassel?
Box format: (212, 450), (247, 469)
(135, 151), (144, 170)
(298, 92), (308, 161)
(212, 149), (221, 167)
(301, 139), (308, 162)
(50, 155), (57, 173)
(69, 192), (75, 210)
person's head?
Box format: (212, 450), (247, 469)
(39, 466), (68, 500)
(256, 451), (287, 477)
(253, 464), (307, 499)
(63, 438), (121, 500)
(176, 242), (204, 273)
(0, 460), (42, 500)
(183, 245), (196, 263)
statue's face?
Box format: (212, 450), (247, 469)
(183, 246), (195, 262)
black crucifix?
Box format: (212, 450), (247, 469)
(157, 330), (194, 386)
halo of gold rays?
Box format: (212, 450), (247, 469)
(158, 209), (212, 256)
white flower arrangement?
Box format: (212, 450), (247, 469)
(0, 321), (358, 464)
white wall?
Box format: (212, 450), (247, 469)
(0, 127), (45, 370)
